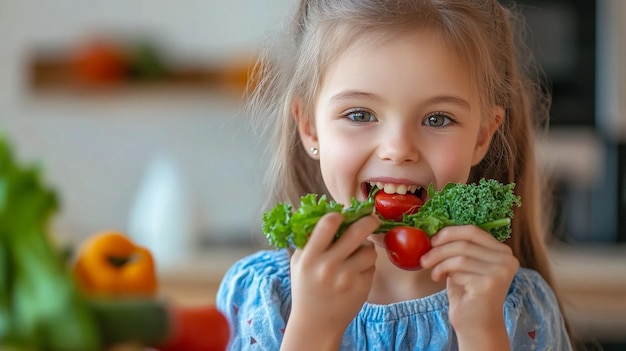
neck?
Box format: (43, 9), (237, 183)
(368, 246), (446, 304)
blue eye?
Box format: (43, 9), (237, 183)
(424, 113), (452, 127)
(344, 109), (377, 122)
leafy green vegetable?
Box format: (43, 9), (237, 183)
(263, 194), (375, 248)
(263, 179), (521, 249)
(394, 179), (521, 242)
(0, 135), (101, 351)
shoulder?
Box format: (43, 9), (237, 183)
(506, 267), (559, 309)
(216, 249), (292, 309)
(215, 249), (292, 349)
(504, 268), (573, 350)
(222, 248), (291, 281)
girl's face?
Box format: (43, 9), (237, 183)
(297, 29), (501, 242)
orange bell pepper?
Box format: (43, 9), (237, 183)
(74, 230), (157, 297)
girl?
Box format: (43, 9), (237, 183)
(217, 1), (574, 350)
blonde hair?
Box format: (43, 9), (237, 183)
(250, 0), (557, 315)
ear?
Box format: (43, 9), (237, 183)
(293, 100), (319, 159)
(471, 106), (504, 165)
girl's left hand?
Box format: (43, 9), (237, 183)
(420, 225), (519, 338)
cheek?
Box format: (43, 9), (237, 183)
(319, 143), (361, 197)
(317, 131), (369, 202)
(427, 142), (477, 185)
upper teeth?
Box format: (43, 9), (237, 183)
(369, 182), (420, 195)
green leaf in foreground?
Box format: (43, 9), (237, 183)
(263, 179), (521, 249)
(0, 135), (101, 351)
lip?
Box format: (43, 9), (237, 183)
(367, 177), (421, 185)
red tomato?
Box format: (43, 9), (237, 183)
(157, 305), (230, 351)
(374, 192), (423, 222)
(384, 226), (431, 270)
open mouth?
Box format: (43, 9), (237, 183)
(363, 182), (426, 202)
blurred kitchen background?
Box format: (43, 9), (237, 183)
(0, 0), (293, 253)
(0, 0), (625, 348)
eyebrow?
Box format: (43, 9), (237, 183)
(328, 90), (382, 105)
(423, 95), (471, 111)
(328, 90), (471, 111)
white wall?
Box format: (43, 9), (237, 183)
(0, 1), (293, 248)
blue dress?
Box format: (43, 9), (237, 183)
(216, 249), (573, 350)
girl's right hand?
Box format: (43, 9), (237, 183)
(282, 212), (379, 350)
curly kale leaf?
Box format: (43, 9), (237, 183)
(406, 179), (521, 241)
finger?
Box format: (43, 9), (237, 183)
(304, 212), (345, 255)
(428, 250), (518, 283)
(344, 240), (377, 273)
(340, 242), (377, 286)
(445, 271), (515, 302)
(331, 241), (377, 291)
(429, 255), (494, 282)
(446, 271), (481, 289)
(331, 214), (380, 259)
(430, 225), (511, 253)
(421, 239), (511, 269)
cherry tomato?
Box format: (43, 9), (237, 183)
(156, 305), (230, 351)
(374, 192), (424, 222)
(384, 226), (431, 270)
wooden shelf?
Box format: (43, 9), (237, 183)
(27, 46), (255, 98)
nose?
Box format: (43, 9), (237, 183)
(376, 122), (420, 164)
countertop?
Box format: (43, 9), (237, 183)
(159, 244), (626, 342)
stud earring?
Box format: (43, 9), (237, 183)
(310, 147), (319, 155)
